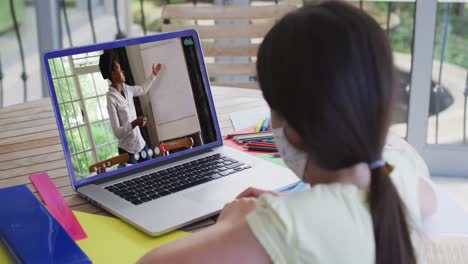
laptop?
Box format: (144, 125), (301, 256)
(43, 29), (299, 236)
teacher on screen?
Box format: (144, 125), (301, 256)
(99, 52), (162, 164)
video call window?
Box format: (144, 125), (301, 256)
(49, 52), (119, 179)
(49, 37), (218, 180)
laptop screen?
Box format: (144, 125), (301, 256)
(44, 30), (222, 186)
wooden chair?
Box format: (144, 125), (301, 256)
(88, 153), (129, 173)
(160, 137), (195, 156)
(161, 3), (296, 89)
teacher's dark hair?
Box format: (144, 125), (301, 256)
(257, 2), (415, 264)
(99, 52), (119, 80)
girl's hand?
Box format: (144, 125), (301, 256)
(217, 198), (258, 226)
(152, 63), (162, 76)
(236, 187), (279, 199)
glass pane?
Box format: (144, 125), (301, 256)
(73, 51), (103, 68)
(104, 120), (117, 142)
(88, 51), (103, 57)
(65, 130), (75, 154)
(91, 122), (108, 147)
(78, 74), (97, 98)
(71, 128), (83, 152)
(427, 2), (467, 144)
(76, 153), (89, 177)
(53, 58), (65, 77)
(59, 104), (69, 129)
(59, 78), (71, 102)
(54, 79), (63, 103)
(79, 126), (91, 151)
(62, 57), (72, 76)
(72, 53), (87, 59)
(64, 103), (77, 127)
(97, 146), (112, 162)
(99, 96), (109, 119)
(110, 142), (119, 157)
(49, 60), (57, 78)
(94, 72), (109, 95)
(344, 1), (416, 139)
(68, 77), (79, 100)
(73, 102), (85, 125)
(85, 98), (103, 122)
(85, 151), (94, 167)
(71, 156), (81, 177)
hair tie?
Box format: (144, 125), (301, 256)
(369, 160), (386, 170)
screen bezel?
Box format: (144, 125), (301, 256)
(43, 29), (223, 189)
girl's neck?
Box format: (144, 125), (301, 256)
(304, 161), (371, 189)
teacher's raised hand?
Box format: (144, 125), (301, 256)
(152, 63), (162, 76)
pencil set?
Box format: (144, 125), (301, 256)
(255, 117), (271, 132)
(243, 141), (277, 152)
(227, 118), (278, 152)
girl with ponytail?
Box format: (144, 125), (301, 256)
(139, 1), (436, 263)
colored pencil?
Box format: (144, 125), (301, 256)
(245, 142), (276, 148)
(248, 144), (276, 148)
(244, 137), (275, 144)
(233, 132), (274, 141)
(261, 117), (270, 132)
(243, 146), (278, 152)
(226, 131), (271, 139)
(255, 119), (265, 132)
(238, 137), (274, 144)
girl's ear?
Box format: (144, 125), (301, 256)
(271, 110), (304, 146)
(270, 110), (286, 129)
(284, 125), (303, 146)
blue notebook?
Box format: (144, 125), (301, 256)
(0, 185), (91, 264)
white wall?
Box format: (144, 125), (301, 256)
(127, 39), (201, 143)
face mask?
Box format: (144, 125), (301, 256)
(272, 127), (308, 180)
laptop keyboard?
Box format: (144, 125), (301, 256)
(105, 153), (251, 205)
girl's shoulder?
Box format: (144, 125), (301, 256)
(257, 183), (373, 230)
(384, 134), (424, 224)
(247, 185), (376, 263)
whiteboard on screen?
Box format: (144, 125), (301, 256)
(139, 39), (197, 125)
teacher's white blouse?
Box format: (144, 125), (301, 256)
(106, 74), (156, 154)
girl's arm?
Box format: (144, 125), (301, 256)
(138, 198), (270, 264)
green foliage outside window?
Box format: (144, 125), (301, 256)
(374, 3), (467, 68)
(49, 57), (119, 179)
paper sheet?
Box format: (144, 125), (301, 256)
(75, 211), (188, 263)
(0, 244), (12, 264)
(256, 153), (286, 167)
(0, 211), (188, 264)
(229, 109), (269, 131)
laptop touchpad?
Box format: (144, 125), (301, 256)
(183, 182), (240, 205)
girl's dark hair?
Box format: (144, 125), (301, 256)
(257, 2), (415, 264)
